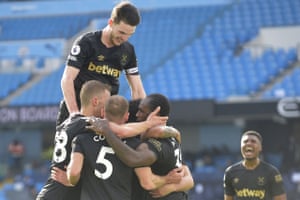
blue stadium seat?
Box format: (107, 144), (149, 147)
(0, 73), (31, 99)
(0, 13), (105, 41)
(2, 0), (300, 104)
(10, 66), (64, 106)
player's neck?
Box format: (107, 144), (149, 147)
(243, 158), (260, 170)
(81, 108), (92, 117)
(101, 26), (114, 48)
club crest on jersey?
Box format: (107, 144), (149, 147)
(257, 177), (265, 186)
(71, 45), (81, 55)
(148, 138), (162, 152)
(97, 55), (105, 61)
(120, 54), (128, 66)
(233, 178), (239, 184)
(275, 174), (282, 183)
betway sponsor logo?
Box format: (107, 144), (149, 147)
(235, 188), (265, 199)
(88, 62), (121, 78)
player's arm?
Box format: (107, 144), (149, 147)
(90, 119), (157, 167)
(224, 169), (234, 200)
(86, 107), (168, 138)
(61, 66), (80, 114)
(109, 107), (168, 138)
(141, 125), (181, 143)
(134, 166), (183, 190)
(272, 172), (287, 200)
(126, 74), (146, 99)
(149, 165), (194, 198)
(67, 151), (83, 186)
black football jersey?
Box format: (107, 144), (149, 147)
(142, 137), (188, 200)
(52, 114), (91, 169)
(67, 30), (139, 99)
(224, 160), (286, 200)
(72, 132), (141, 200)
(37, 114), (90, 200)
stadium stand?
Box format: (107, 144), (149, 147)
(9, 65), (64, 106)
(0, 0), (300, 199)
(1, 0), (299, 105)
(0, 73), (31, 99)
(263, 66), (300, 98)
(122, 0), (300, 100)
(0, 13), (106, 41)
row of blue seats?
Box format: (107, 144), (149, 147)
(1, 0), (300, 105)
(0, 39), (65, 57)
(9, 66), (64, 106)
(263, 67), (300, 98)
(0, 73), (31, 99)
(4, 3), (221, 104)
(0, 12), (105, 41)
(121, 0), (300, 99)
(129, 5), (224, 75)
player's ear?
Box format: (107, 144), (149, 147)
(108, 19), (113, 26)
(91, 96), (98, 106)
(124, 112), (129, 122)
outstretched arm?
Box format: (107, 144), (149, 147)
(86, 107), (168, 138)
(86, 115), (178, 141)
(110, 107), (168, 138)
(141, 125), (181, 143)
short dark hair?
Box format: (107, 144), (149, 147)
(144, 93), (170, 117)
(128, 98), (142, 122)
(242, 130), (263, 143)
(111, 1), (141, 26)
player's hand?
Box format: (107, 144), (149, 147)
(165, 167), (184, 184)
(146, 106), (168, 126)
(149, 184), (173, 198)
(149, 167), (184, 198)
(51, 166), (73, 187)
(85, 117), (109, 135)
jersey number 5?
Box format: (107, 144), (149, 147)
(94, 146), (115, 180)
